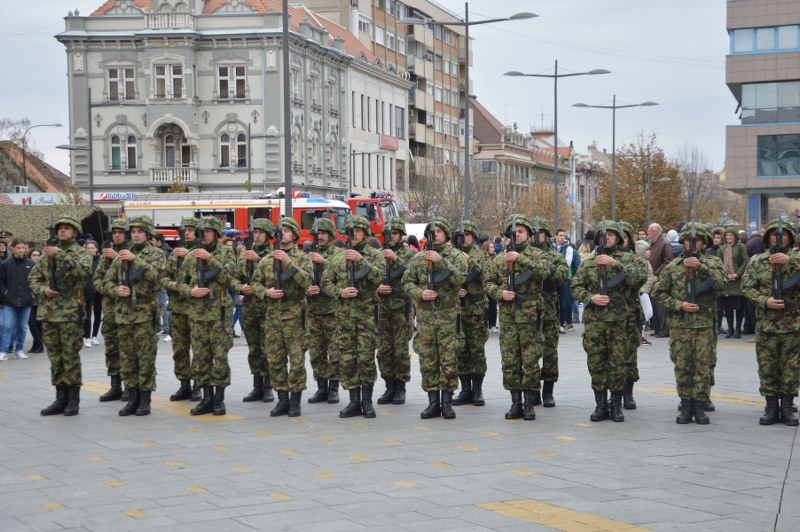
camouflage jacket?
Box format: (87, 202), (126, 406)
(28, 240), (92, 323)
(322, 241), (385, 322)
(540, 246), (570, 322)
(103, 242), (166, 325)
(92, 242), (124, 318)
(571, 246), (648, 323)
(251, 245), (313, 322)
(402, 243), (467, 324)
(459, 245), (489, 316)
(378, 243), (416, 312)
(742, 248), (800, 333)
(305, 243), (343, 316)
(651, 252), (726, 329)
(230, 243), (272, 316)
(176, 242), (236, 322)
(484, 243), (552, 324)
(161, 241), (197, 315)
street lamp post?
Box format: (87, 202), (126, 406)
(645, 149), (672, 227)
(21, 123), (63, 190)
(400, 4), (536, 219)
(572, 95), (658, 220)
(504, 62), (609, 229)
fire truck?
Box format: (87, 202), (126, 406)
(327, 192), (401, 242)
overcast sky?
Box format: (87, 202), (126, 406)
(0, 0), (731, 175)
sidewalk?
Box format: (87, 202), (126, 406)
(0, 325), (797, 531)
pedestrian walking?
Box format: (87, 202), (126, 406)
(82, 240), (102, 348)
(0, 239), (36, 360)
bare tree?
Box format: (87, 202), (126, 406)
(674, 143), (714, 222)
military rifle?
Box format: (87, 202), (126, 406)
(345, 219), (361, 295)
(273, 219), (284, 297)
(310, 218), (322, 287)
(771, 214), (798, 308)
(101, 216), (114, 266)
(505, 216), (517, 302)
(246, 216), (255, 282)
(425, 215), (440, 302)
(684, 220), (707, 310)
(46, 211), (60, 292)
(195, 217), (211, 299)
(597, 217), (608, 297)
(120, 217), (132, 292)
(382, 214), (394, 292)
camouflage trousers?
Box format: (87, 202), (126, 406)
(756, 330), (800, 396)
(710, 323), (719, 387)
(191, 317), (232, 387)
(243, 307), (268, 378)
(119, 321), (159, 391)
(307, 313), (338, 381)
(336, 307), (378, 390)
(100, 310), (120, 377)
(414, 314), (461, 392)
(458, 311), (488, 376)
(542, 319), (560, 382)
(499, 320), (543, 391)
(668, 327), (714, 401)
(170, 312), (192, 380)
(265, 316), (306, 392)
(376, 306), (412, 382)
(44, 320), (83, 386)
(583, 320), (627, 393)
(625, 315), (641, 382)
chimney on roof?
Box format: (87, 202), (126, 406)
(333, 36), (345, 51)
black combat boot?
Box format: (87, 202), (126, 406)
(170, 379), (192, 401)
(99, 376), (123, 402)
(676, 398), (693, 424)
(591, 390), (609, 421)
(361, 385), (376, 418)
(471, 375), (485, 406)
(136, 390), (152, 416)
(610, 392), (625, 422)
(262, 377), (274, 403)
(376, 377), (395, 405)
(623, 380), (637, 410)
(339, 388), (362, 418)
(327, 380), (340, 404)
(505, 390), (523, 420)
(522, 391), (536, 421)
(693, 399), (710, 424)
(781, 395), (799, 426)
(243, 376), (264, 402)
(288, 391), (302, 417)
(41, 384), (68, 416)
(734, 326), (741, 339)
(392, 379), (406, 405)
(451, 376), (472, 406)
(119, 388), (140, 416)
(725, 319), (734, 338)
(121, 387), (130, 402)
(270, 391), (290, 417)
(542, 381), (556, 408)
(441, 390), (456, 419)
(420, 390), (441, 419)
(533, 390), (542, 406)
(759, 396), (780, 425)
(213, 387), (227, 416)
(307, 379), (328, 404)
(190, 380), (202, 401)
(190, 385), (214, 416)
(62, 386), (81, 417)
(703, 400), (715, 412)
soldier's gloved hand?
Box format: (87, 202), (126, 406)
(377, 284), (392, 295)
(191, 286), (210, 298)
(192, 248), (211, 261)
(382, 249), (397, 261)
(44, 288), (60, 298)
(767, 297), (786, 310)
(458, 288), (467, 298)
(307, 285), (321, 296)
(266, 288), (284, 299)
(242, 284), (254, 295)
(680, 301), (700, 313)
(243, 250), (260, 262)
(117, 286), (132, 298)
(103, 248), (119, 260)
(501, 290), (516, 302)
(343, 249), (362, 262)
(591, 294), (610, 307)
(424, 250), (442, 263)
(119, 249), (134, 262)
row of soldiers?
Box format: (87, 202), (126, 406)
(29, 212), (800, 426)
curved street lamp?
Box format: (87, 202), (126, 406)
(21, 123), (62, 190)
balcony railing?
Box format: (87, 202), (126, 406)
(146, 13), (195, 30)
(150, 167), (198, 184)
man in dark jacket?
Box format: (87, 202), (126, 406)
(647, 223), (674, 338)
(0, 239), (36, 359)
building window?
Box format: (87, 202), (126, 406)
(434, 55), (442, 71)
(291, 67), (302, 102)
(110, 135), (137, 170)
(387, 31), (395, 50)
(389, 0), (397, 16)
(477, 160), (497, 175)
(218, 65), (246, 99)
(127, 136), (137, 169)
(358, 14), (372, 36)
(757, 134), (800, 176)
(741, 81), (800, 124)
(395, 106), (405, 139)
(434, 85), (442, 102)
(443, 60), (450, 76)
(329, 80), (338, 110)
(375, 27), (385, 46)
(732, 25), (800, 54)
(778, 25), (799, 50)
(155, 64), (183, 99)
(237, 133), (247, 168)
(434, 116), (442, 133)
(756, 27), (775, 51)
(397, 37), (406, 55)
(219, 132), (248, 168)
(111, 136), (121, 170)
(108, 68), (135, 101)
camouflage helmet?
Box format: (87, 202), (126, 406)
(618, 221), (636, 244)
(462, 220), (480, 239)
(317, 218), (336, 237)
(385, 217), (407, 236)
(279, 217), (300, 239)
(679, 223), (711, 246)
(128, 215), (155, 236)
(181, 216), (200, 228)
(55, 214), (82, 234)
(425, 216), (451, 240)
(504, 214), (534, 237)
(111, 219), (126, 230)
(593, 220), (624, 244)
(762, 217), (797, 248)
(201, 216), (224, 236)
(349, 215), (372, 236)
(252, 218), (276, 238)
(530, 216), (553, 238)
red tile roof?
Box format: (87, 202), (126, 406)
(0, 141), (72, 193)
(91, 0), (151, 16)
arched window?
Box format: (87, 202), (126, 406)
(220, 133), (230, 167)
(164, 134), (176, 167)
(126, 135), (137, 170)
(237, 133), (247, 168)
(111, 136), (121, 170)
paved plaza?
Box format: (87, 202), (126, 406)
(1, 323), (798, 531)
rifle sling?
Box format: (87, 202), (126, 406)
(606, 271), (626, 289)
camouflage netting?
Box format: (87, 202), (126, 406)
(0, 205), (106, 247)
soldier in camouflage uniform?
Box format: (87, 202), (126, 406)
(177, 216), (236, 416)
(402, 217), (466, 420)
(163, 217), (202, 402)
(231, 218), (276, 403)
(530, 217), (569, 408)
(321, 216), (385, 418)
(305, 218), (344, 405)
(103, 216), (166, 416)
(451, 220), (490, 408)
(251, 218), (312, 417)
(619, 221), (646, 410)
(484, 215), (553, 421)
(571, 220), (647, 422)
(652, 224), (725, 424)
(94, 219), (127, 402)
(742, 218), (800, 426)
(29, 214), (92, 417)
(375, 217), (416, 406)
